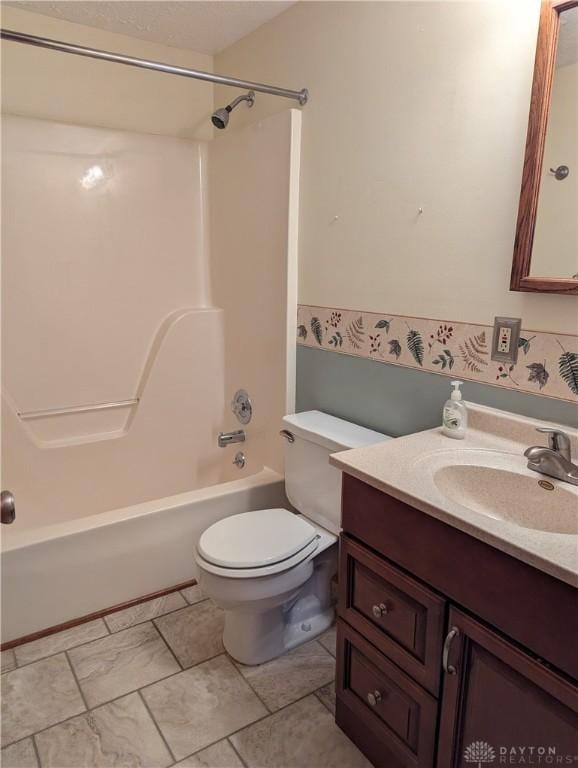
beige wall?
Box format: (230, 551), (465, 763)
(532, 61), (578, 278)
(216, 0), (578, 334)
(1, 5), (214, 139)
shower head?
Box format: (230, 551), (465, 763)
(211, 90), (255, 129)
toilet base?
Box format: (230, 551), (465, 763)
(223, 597), (335, 666)
(219, 543), (337, 665)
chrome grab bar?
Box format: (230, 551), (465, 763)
(18, 399), (139, 420)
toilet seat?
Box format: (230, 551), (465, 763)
(196, 508), (321, 579)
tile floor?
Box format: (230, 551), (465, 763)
(1, 588), (370, 768)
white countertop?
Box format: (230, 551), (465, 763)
(330, 403), (578, 588)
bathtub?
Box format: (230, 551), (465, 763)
(1, 468), (287, 643)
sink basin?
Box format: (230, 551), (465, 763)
(413, 449), (578, 535)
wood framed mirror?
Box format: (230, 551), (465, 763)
(511, 0), (578, 294)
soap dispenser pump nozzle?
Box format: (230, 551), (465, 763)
(450, 380), (464, 402)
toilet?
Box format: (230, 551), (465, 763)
(195, 410), (389, 665)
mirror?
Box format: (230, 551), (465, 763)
(511, 0), (578, 295)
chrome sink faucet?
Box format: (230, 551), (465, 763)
(524, 428), (578, 487)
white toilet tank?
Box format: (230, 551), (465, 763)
(281, 411), (390, 535)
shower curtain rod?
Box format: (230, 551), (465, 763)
(0, 28), (309, 105)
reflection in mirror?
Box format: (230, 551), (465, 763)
(531, 6), (578, 279)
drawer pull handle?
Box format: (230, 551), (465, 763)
(442, 627), (459, 675)
(372, 603), (388, 618)
(367, 690), (382, 707)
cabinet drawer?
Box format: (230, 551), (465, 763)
(336, 619), (437, 768)
(349, 645), (416, 743)
(339, 535), (445, 695)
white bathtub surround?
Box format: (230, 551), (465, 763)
(3, 111), (300, 519)
(209, 110), (302, 474)
(2, 110), (301, 643)
(196, 412), (390, 665)
(1, 592), (362, 768)
(2, 307), (229, 521)
(3, 116), (213, 448)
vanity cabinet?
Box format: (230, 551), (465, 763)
(336, 474), (578, 768)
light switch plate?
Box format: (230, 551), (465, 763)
(491, 317), (521, 364)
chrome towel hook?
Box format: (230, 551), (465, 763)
(549, 165), (569, 180)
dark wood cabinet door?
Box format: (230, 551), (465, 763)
(437, 608), (578, 768)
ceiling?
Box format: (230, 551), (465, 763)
(4, 1), (296, 54)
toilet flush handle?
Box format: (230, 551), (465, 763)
(280, 429), (295, 443)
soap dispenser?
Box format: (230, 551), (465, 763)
(442, 380), (467, 439)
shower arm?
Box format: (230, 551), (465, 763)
(0, 28), (309, 105)
(227, 92), (255, 110)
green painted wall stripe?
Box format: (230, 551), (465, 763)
(296, 346), (578, 437)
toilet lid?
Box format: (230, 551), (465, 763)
(197, 508), (317, 569)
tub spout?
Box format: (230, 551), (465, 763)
(218, 430), (246, 448)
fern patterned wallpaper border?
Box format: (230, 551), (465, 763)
(297, 305), (578, 404)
